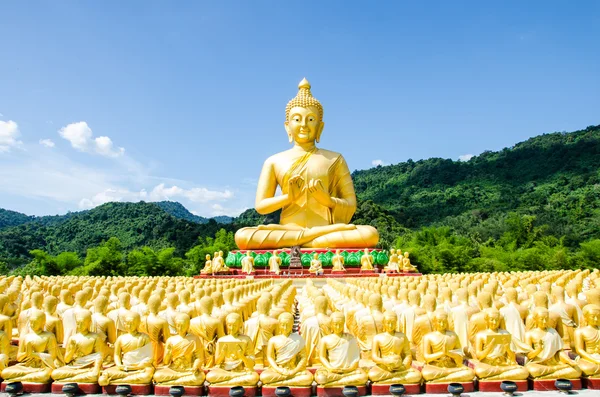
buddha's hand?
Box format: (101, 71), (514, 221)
(308, 179), (334, 208)
(288, 175), (305, 202)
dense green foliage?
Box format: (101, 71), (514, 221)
(0, 124), (599, 275)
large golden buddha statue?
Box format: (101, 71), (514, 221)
(235, 79), (379, 249)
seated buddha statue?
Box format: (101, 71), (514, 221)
(241, 252), (255, 275)
(383, 249), (400, 273)
(98, 311), (154, 386)
(205, 313), (259, 386)
(331, 250), (345, 271)
(309, 253), (324, 275)
(2, 310), (62, 383)
(52, 310), (105, 383)
(472, 309), (529, 381)
(269, 250), (282, 275)
(314, 312), (368, 387)
(260, 312), (314, 387)
(573, 304), (600, 377)
(200, 254), (213, 275)
(368, 311), (422, 385)
(153, 313), (205, 386)
(360, 249), (374, 271)
(524, 308), (581, 380)
(421, 311), (475, 383)
(234, 79), (379, 249)
(0, 326), (10, 372)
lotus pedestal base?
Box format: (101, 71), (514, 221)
(316, 386), (367, 397)
(424, 382), (474, 394)
(154, 385), (204, 396)
(371, 383), (421, 395)
(52, 383), (101, 394)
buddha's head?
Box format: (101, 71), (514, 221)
(118, 292), (131, 310)
(124, 311), (141, 334)
(175, 313), (191, 337)
(433, 310), (449, 333)
(532, 307), (549, 329)
(29, 309), (46, 333)
(483, 308), (500, 331)
(278, 312), (294, 336)
(43, 295), (58, 314)
(225, 313), (242, 336)
(331, 312), (345, 335)
(383, 310), (397, 334)
(285, 78), (324, 145)
(75, 309), (92, 334)
(583, 304), (600, 327)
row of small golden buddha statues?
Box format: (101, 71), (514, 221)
(1, 269), (600, 391)
(200, 248), (417, 276)
(294, 269), (600, 387)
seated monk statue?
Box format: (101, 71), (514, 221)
(241, 252), (255, 275)
(309, 253), (323, 275)
(524, 307), (581, 380)
(153, 313), (205, 386)
(383, 249), (400, 273)
(269, 250), (282, 275)
(472, 308), (529, 381)
(98, 311), (154, 386)
(205, 313), (259, 386)
(573, 304), (600, 377)
(331, 250), (345, 271)
(200, 254), (213, 275)
(368, 311), (422, 385)
(360, 249), (374, 271)
(189, 296), (224, 368)
(260, 312), (314, 387)
(314, 312), (368, 387)
(421, 311), (475, 383)
(52, 310), (105, 383)
(212, 251), (228, 273)
(234, 78), (379, 249)
(0, 326), (10, 372)
(2, 310), (63, 383)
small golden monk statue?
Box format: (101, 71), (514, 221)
(309, 254), (324, 275)
(368, 311), (422, 385)
(260, 312), (314, 387)
(360, 249), (374, 271)
(383, 249), (400, 273)
(402, 252), (417, 273)
(211, 251), (228, 274)
(472, 308), (529, 381)
(314, 312), (368, 387)
(241, 251), (255, 274)
(98, 311), (154, 386)
(234, 79), (379, 249)
(421, 311), (475, 383)
(200, 254), (213, 275)
(574, 304), (600, 377)
(189, 296), (224, 367)
(2, 310), (62, 383)
(52, 310), (105, 383)
(524, 307), (581, 380)
(205, 313), (259, 386)
(269, 251), (281, 275)
(331, 250), (345, 272)
(153, 313), (205, 386)
(0, 326), (11, 372)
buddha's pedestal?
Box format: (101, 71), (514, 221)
(330, 270), (346, 275)
(102, 384), (153, 395)
(582, 378), (600, 390)
(207, 386), (257, 397)
(360, 269), (376, 274)
(477, 380), (528, 392)
(316, 386), (367, 397)
(1, 382), (51, 393)
(371, 383), (421, 395)
(262, 386), (312, 397)
(52, 383), (102, 394)
(532, 378), (582, 391)
(154, 385), (204, 396)
(424, 382), (474, 394)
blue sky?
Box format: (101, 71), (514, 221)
(1, 1), (599, 217)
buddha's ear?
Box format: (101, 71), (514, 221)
(316, 121), (325, 143)
(284, 121), (292, 143)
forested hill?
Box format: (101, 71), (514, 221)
(0, 202), (236, 264)
(352, 124), (600, 247)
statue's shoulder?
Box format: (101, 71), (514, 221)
(316, 148), (344, 161)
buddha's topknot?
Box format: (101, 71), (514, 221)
(285, 78), (324, 121)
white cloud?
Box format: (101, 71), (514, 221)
(0, 120), (23, 153)
(458, 154), (474, 162)
(39, 139), (55, 148)
(371, 159), (386, 167)
(59, 121), (124, 157)
(0, 113), (4, 117)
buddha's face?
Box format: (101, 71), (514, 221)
(586, 310), (600, 327)
(175, 316), (190, 336)
(383, 314), (396, 333)
(486, 313), (500, 331)
(534, 312), (549, 329)
(285, 106), (323, 144)
(76, 313), (91, 333)
(278, 315), (294, 336)
(331, 316), (345, 334)
(226, 315), (241, 335)
(124, 314), (140, 333)
(434, 315), (448, 332)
